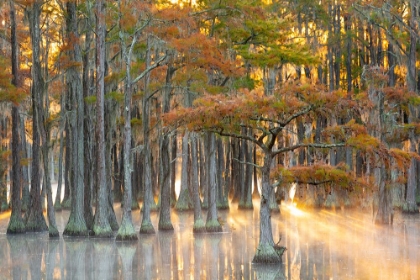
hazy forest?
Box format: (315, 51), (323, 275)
(0, 0), (419, 266)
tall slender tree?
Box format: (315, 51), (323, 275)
(25, 0), (48, 232)
(63, 0), (89, 237)
(93, 0), (113, 237)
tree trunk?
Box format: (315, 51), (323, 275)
(116, 21), (140, 239)
(93, 0), (113, 237)
(140, 38), (156, 234)
(63, 0), (88, 236)
(54, 93), (65, 211)
(61, 120), (71, 209)
(217, 138), (229, 209)
(7, 0), (25, 234)
(252, 153), (282, 263)
(403, 2), (419, 214)
(83, 38), (94, 230)
(25, 1), (48, 232)
(170, 131), (177, 207)
(205, 132), (222, 232)
(191, 133), (205, 233)
(175, 132), (193, 211)
(158, 64), (174, 231)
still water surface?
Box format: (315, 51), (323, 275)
(0, 202), (418, 279)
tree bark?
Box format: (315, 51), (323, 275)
(205, 132), (222, 232)
(7, 0), (25, 234)
(158, 65), (174, 231)
(63, 0), (88, 237)
(252, 153), (282, 263)
(93, 0), (113, 237)
(25, 0), (48, 232)
(175, 131), (193, 211)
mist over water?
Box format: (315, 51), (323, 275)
(0, 202), (418, 279)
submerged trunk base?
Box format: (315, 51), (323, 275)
(252, 243), (282, 264)
(116, 225), (138, 241)
(140, 222), (155, 234)
(92, 225), (114, 238)
(402, 202), (419, 214)
(158, 221), (174, 231)
(6, 215), (26, 234)
(49, 227), (60, 238)
(205, 219), (222, 233)
(193, 219), (206, 233)
(63, 219), (89, 237)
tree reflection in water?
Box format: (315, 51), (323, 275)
(0, 203), (419, 279)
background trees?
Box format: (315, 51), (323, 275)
(0, 0), (418, 264)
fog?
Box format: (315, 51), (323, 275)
(0, 202), (418, 279)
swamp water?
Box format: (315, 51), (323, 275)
(0, 202), (418, 279)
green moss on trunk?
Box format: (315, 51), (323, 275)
(49, 226), (60, 238)
(402, 202), (419, 214)
(6, 214), (26, 234)
(193, 219), (206, 233)
(252, 243), (282, 264)
(25, 213), (48, 233)
(158, 221), (174, 231)
(140, 221), (155, 234)
(175, 189), (192, 211)
(205, 219), (222, 233)
(63, 222), (89, 237)
(92, 225), (114, 238)
(116, 230), (138, 241)
(61, 198), (71, 210)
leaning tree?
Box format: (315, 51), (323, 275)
(164, 82), (405, 263)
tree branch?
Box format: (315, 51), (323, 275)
(131, 53), (167, 84)
(272, 142), (345, 157)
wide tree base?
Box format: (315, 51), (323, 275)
(252, 243), (282, 264)
(140, 222), (155, 234)
(193, 219), (206, 233)
(158, 221), (174, 231)
(92, 225), (114, 238)
(26, 214), (48, 232)
(49, 226), (60, 238)
(174, 202), (192, 212)
(6, 215), (26, 234)
(116, 219), (138, 241)
(402, 202), (419, 214)
(116, 233), (138, 241)
(63, 220), (89, 237)
(205, 219), (223, 232)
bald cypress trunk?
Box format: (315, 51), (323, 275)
(252, 153), (282, 263)
(158, 65), (174, 231)
(25, 1), (48, 232)
(175, 131), (193, 211)
(63, 0), (88, 237)
(93, 0), (113, 237)
(205, 132), (222, 232)
(116, 11), (139, 239)
(7, 0), (25, 234)
(140, 37), (156, 234)
(403, 1), (419, 214)
(191, 133), (205, 233)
